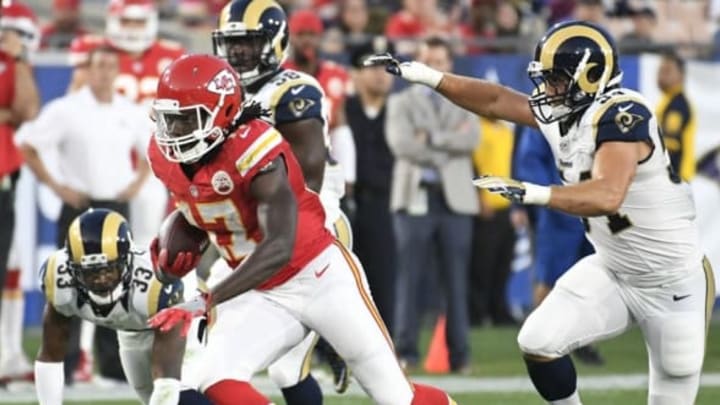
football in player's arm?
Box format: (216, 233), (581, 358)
(34, 209), (208, 405)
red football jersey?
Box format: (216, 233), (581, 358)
(0, 52), (21, 176)
(147, 119), (334, 290)
(283, 60), (349, 129)
(70, 34), (185, 104)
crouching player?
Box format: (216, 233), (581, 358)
(34, 208), (210, 405)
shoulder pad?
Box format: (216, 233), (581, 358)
(143, 275), (184, 317)
(590, 92), (653, 147)
(39, 250), (75, 310)
(269, 71), (325, 125)
(234, 124), (284, 177)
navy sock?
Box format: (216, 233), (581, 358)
(179, 389), (214, 404)
(281, 374), (323, 405)
(523, 355), (577, 401)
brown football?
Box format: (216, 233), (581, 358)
(156, 210), (209, 279)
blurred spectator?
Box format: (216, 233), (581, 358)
(284, 9), (356, 226)
(618, 5), (658, 54)
(40, 0), (89, 50)
(468, 117), (516, 326)
(0, 2), (40, 383)
(573, 0), (607, 24)
(386, 37), (478, 373)
(346, 37), (397, 333)
(177, 0), (226, 28)
(385, 0), (454, 54)
(18, 46), (151, 385)
(322, 0), (372, 55)
(656, 50), (696, 181)
(492, 1), (524, 53)
(512, 126), (603, 366)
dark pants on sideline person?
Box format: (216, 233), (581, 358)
(393, 186), (473, 370)
(57, 200), (129, 384)
(469, 208), (516, 326)
(353, 187), (397, 335)
(0, 171), (19, 318)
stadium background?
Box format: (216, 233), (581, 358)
(4, 0), (720, 403)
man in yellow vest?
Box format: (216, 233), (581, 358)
(656, 50), (696, 181)
(469, 117), (517, 326)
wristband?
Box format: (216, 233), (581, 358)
(522, 182), (552, 205)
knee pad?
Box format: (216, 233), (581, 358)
(517, 314), (565, 359)
(659, 318), (704, 377)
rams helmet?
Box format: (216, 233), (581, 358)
(527, 21), (623, 124)
(66, 209), (135, 308)
(212, 0), (289, 86)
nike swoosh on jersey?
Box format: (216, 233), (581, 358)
(290, 85), (306, 95)
(672, 294), (691, 301)
(618, 103), (633, 112)
(314, 264), (330, 278)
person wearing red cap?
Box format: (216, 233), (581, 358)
(40, 0), (88, 50)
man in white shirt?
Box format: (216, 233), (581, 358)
(18, 44), (151, 385)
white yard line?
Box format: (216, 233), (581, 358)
(2, 373), (720, 402)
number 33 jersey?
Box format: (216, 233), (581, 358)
(537, 88), (703, 284)
(38, 250), (183, 330)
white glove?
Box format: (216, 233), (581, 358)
(362, 53), (444, 88)
(149, 378), (181, 405)
(473, 175), (552, 205)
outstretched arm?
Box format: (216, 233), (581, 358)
(364, 54), (537, 128)
(437, 73), (537, 128)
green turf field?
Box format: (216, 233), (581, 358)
(5, 321), (718, 404)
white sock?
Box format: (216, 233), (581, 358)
(551, 390), (582, 405)
(0, 269), (25, 362)
(80, 320), (96, 355)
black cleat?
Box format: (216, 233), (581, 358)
(574, 345), (605, 366)
(316, 338), (350, 393)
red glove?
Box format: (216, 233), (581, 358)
(149, 237), (202, 282)
(148, 293), (212, 337)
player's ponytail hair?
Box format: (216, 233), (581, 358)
(226, 100), (270, 134)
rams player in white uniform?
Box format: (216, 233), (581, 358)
(368, 21), (715, 405)
(33, 209), (210, 405)
(211, 0), (350, 402)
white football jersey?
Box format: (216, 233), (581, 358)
(39, 249), (184, 330)
(538, 88), (703, 285)
(246, 68), (344, 228)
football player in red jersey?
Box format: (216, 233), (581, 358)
(146, 54), (457, 405)
(284, 9), (356, 196)
(0, 0), (41, 385)
(68, 0), (185, 105)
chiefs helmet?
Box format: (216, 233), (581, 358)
(106, 0), (158, 53)
(66, 209), (135, 309)
(527, 20), (623, 124)
(153, 54), (244, 164)
(1, 1), (39, 52)
(212, 0), (289, 86)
